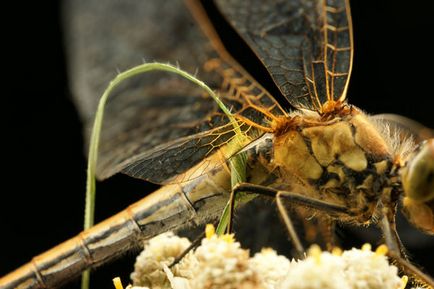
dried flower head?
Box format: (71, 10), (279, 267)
(131, 232), (191, 289)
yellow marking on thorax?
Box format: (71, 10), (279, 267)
(374, 160), (389, 174)
(302, 121), (367, 171)
(339, 149), (367, 171)
(272, 110), (394, 195)
(274, 131), (323, 180)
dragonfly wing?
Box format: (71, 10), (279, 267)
(118, 124), (252, 184)
(97, 82), (222, 181)
(65, 0), (285, 184)
(214, 0), (353, 112)
(64, 0), (216, 124)
(65, 0), (222, 182)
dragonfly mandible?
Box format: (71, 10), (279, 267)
(1, 0), (434, 288)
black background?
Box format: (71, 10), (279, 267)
(1, 1), (433, 289)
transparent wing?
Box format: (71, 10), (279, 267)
(65, 0), (286, 184)
(97, 73), (275, 183)
(214, 0), (353, 112)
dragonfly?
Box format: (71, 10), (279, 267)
(1, 0), (434, 288)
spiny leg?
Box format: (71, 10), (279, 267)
(231, 183), (353, 258)
(169, 229), (205, 268)
(227, 187), (236, 234)
(234, 183), (352, 215)
(229, 183), (434, 287)
(380, 206), (407, 257)
(380, 207), (434, 288)
(387, 250), (434, 289)
(169, 219), (218, 268)
(276, 190), (304, 257)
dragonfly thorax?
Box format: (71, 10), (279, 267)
(269, 109), (395, 224)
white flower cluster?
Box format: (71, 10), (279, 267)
(278, 244), (404, 289)
(116, 227), (410, 289)
(130, 232), (191, 289)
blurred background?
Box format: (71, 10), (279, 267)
(1, 1), (433, 288)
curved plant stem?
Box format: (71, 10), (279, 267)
(81, 62), (244, 289)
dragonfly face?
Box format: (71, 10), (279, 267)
(2, 0), (434, 288)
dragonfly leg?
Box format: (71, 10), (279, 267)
(379, 206), (407, 257)
(387, 250), (434, 289)
(169, 230), (205, 268)
(276, 190), (305, 258)
(380, 206), (434, 288)
(232, 183), (353, 258)
(233, 183), (353, 215)
(227, 188), (236, 234)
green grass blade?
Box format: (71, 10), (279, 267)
(81, 62), (244, 289)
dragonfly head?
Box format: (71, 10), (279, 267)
(400, 139), (434, 234)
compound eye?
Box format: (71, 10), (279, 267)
(401, 139), (434, 203)
(401, 139), (434, 234)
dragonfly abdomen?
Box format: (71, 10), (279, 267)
(0, 164), (232, 289)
